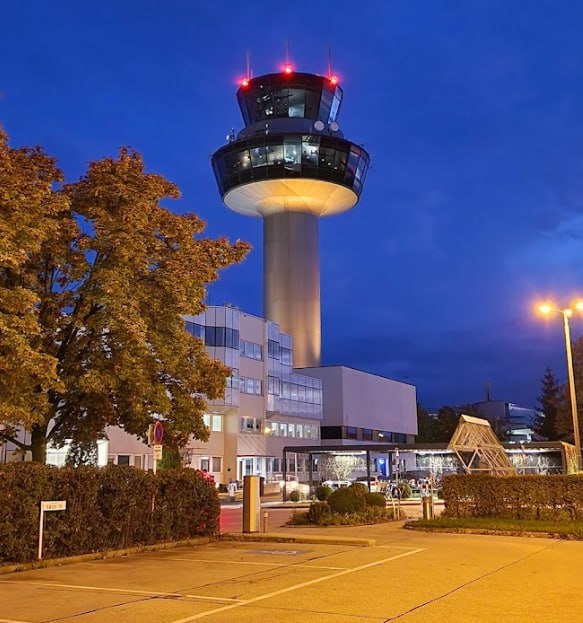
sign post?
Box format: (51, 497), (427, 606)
(38, 500), (66, 560)
(151, 421), (164, 474)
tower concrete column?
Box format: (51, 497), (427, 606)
(263, 211), (321, 368)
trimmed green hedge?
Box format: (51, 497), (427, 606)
(0, 463), (219, 563)
(442, 474), (583, 520)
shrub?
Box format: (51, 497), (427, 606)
(315, 485), (333, 501)
(398, 482), (412, 499)
(350, 482), (368, 498)
(307, 501), (332, 524)
(328, 486), (366, 514)
(365, 492), (386, 508)
(442, 474), (583, 520)
(289, 490), (301, 502)
(0, 463), (219, 564)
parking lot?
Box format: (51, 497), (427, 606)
(1, 521), (582, 622)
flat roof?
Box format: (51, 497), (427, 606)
(282, 441), (573, 454)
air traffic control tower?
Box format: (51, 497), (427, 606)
(212, 67), (369, 367)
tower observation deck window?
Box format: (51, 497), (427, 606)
(212, 134), (369, 198)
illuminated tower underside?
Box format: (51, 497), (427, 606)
(212, 71), (369, 368)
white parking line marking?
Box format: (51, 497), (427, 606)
(0, 580), (240, 604)
(160, 557), (348, 571)
(172, 547), (426, 622)
(0, 618), (33, 623)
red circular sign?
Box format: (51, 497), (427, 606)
(153, 421), (164, 444)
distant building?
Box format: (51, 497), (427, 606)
(471, 400), (542, 442)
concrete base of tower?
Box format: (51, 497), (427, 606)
(263, 211), (321, 368)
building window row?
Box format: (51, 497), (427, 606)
(239, 376), (262, 395)
(185, 321), (241, 350)
(240, 416), (263, 434)
(200, 456), (222, 473)
(267, 339), (292, 365)
(267, 422), (319, 439)
(205, 326), (240, 349)
(240, 339), (263, 361)
(320, 426), (407, 443)
(202, 413), (223, 432)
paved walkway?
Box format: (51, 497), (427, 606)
(0, 521), (580, 622)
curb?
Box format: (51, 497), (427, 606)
(219, 532), (376, 547)
(403, 524), (582, 540)
(0, 537), (212, 575)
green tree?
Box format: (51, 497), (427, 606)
(434, 406), (459, 442)
(0, 132), (249, 462)
(415, 402), (438, 442)
(535, 367), (562, 440)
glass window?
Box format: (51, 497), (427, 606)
(117, 455), (130, 466)
(346, 426), (358, 439)
(280, 423), (288, 437)
(212, 415), (222, 432)
(215, 327), (226, 347)
(250, 146), (267, 167)
(246, 418), (255, 432)
(296, 424), (303, 438)
(280, 347), (291, 365)
(254, 343), (263, 360)
(288, 423), (295, 438)
(282, 382), (290, 398)
(238, 149), (251, 171)
(246, 377), (254, 394)
(304, 89), (320, 118)
(284, 138), (301, 172)
(302, 137), (319, 166)
(200, 457), (210, 471)
(290, 384), (298, 401)
(266, 144), (284, 166)
(203, 414), (211, 427)
(288, 89), (305, 117)
(268, 340), (280, 360)
(312, 425), (319, 439)
(306, 387), (313, 403)
(271, 422), (279, 436)
(212, 457), (222, 472)
(330, 92), (341, 121)
(255, 419), (262, 432)
(204, 326), (215, 346)
(298, 385), (306, 402)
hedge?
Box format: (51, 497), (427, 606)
(0, 463), (220, 564)
(442, 474), (583, 521)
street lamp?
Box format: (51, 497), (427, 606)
(537, 301), (583, 470)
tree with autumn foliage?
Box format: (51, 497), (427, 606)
(0, 130), (249, 462)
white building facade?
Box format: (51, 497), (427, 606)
(107, 306), (323, 484)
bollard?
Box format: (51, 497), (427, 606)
(422, 495), (434, 520)
(262, 511), (269, 533)
(243, 475), (261, 533)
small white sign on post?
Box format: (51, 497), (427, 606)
(38, 500), (67, 560)
(153, 445), (163, 461)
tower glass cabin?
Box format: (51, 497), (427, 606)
(212, 71), (369, 368)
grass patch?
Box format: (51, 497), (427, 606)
(406, 517), (583, 539)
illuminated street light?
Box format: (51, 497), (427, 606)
(536, 301), (582, 469)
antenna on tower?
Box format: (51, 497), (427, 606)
(245, 49), (252, 80)
(485, 381), (493, 402)
(286, 39), (290, 66)
(327, 47), (333, 78)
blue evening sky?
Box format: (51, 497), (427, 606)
(2, 1), (582, 408)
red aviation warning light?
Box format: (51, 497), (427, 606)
(284, 64), (293, 75)
(240, 78), (249, 87)
(329, 75), (339, 85)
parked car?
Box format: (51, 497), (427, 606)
(322, 480), (351, 490)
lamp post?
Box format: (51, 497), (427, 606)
(537, 301), (583, 470)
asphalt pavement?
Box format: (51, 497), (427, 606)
(1, 514), (581, 622)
